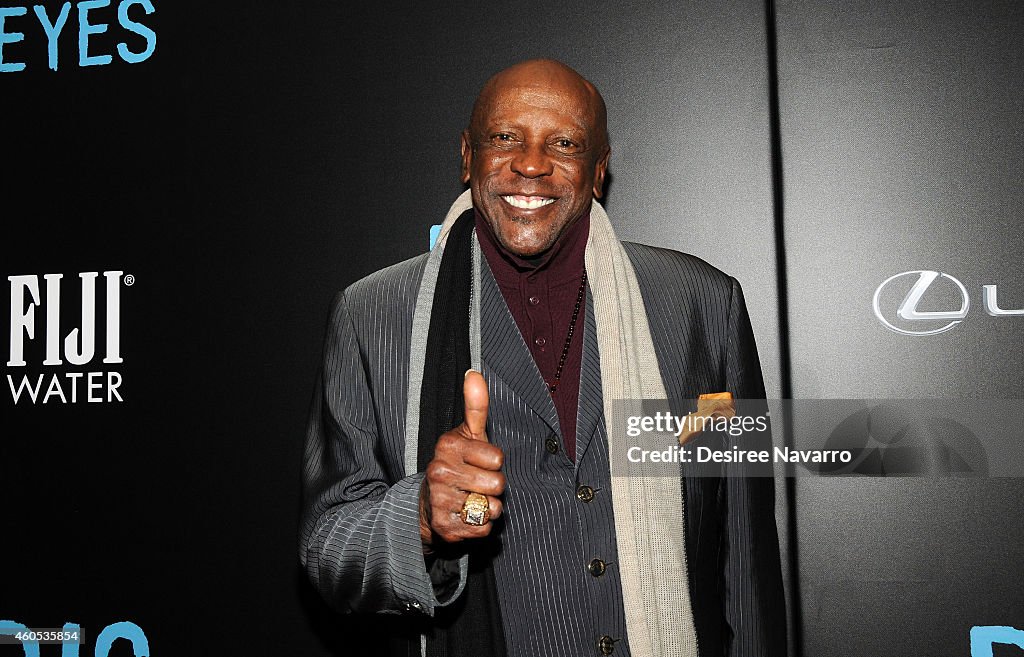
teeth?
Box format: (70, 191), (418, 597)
(502, 195), (555, 210)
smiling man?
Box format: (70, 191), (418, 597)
(301, 59), (786, 657)
(461, 60), (609, 257)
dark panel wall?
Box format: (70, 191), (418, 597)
(776, 0), (1023, 399)
(775, 1), (1024, 654)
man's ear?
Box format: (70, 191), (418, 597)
(592, 146), (611, 199)
(460, 130), (473, 184)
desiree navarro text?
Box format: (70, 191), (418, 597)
(626, 444), (854, 464)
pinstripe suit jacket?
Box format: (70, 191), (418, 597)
(301, 238), (787, 656)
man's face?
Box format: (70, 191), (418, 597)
(461, 76), (609, 257)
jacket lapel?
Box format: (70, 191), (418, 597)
(574, 287), (602, 466)
(479, 254), (561, 435)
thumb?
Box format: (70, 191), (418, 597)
(462, 369), (489, 440)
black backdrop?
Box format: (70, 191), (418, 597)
(2, 1), (1021, 655)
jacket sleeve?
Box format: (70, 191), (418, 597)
(720, 277), (788, 656)
(299, 291), (466, 616)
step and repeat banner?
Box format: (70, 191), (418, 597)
(775, 1), (1024, 655)
(3, 1), (1020, 655)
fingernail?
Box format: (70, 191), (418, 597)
(465, 369), (478, 378)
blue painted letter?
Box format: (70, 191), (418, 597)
(117, 0), (155, 63)
(0, 620), (40, 657)
(59, 622), (81, 657)
(0, 7), (28, 73)
(971, 626), (1024, 657)
(95, 621), (150, 657)
(33, 3), (72, 71)
(78, 0), (112, 67)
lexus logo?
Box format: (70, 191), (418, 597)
(873, 270), (1023, 336)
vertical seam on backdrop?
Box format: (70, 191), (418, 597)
(764, 1), (803, 656)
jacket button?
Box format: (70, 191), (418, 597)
(576, 485), (595, 502)
(545, 436), (559, 454)
(588, 558), (607, 577)
(597, 635), (616, 655)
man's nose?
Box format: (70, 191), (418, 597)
(510, 141), (554, 178)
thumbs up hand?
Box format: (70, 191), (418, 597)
(419, 370), (506, 551)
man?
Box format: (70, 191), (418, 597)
(301, 59), (786, 657)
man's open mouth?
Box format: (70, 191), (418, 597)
(501, 195), (556, 210)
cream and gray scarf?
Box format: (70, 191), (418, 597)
(404, 189), (697, 657)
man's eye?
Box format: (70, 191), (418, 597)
(555, 139), (578, 150)
(493, 133), (514, 142)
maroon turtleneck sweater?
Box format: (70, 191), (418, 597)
(474, 208), (589, 461)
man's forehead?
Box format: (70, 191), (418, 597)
(468, 59), (608, 145)
(489, 84), (588, 112)
(477, 83), (597, 129)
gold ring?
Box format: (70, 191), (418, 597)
(460, 492), (490, 526)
